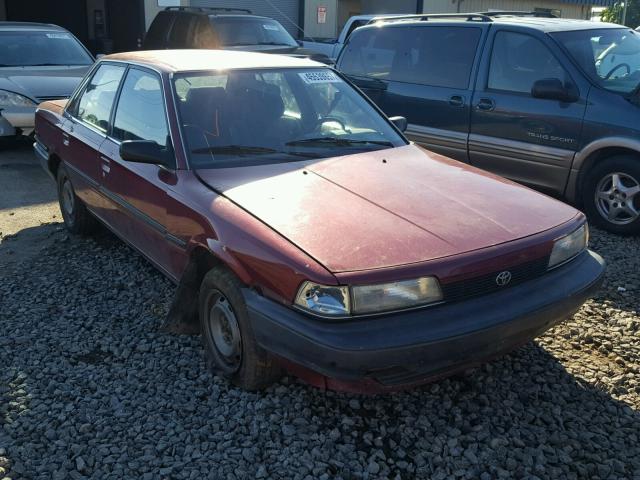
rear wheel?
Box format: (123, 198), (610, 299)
(56, 164), (97, 235)
(582, 156), (640, 235)
(199, 266), (282, 390)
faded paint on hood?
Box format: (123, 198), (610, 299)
(198, 145), (579, 272)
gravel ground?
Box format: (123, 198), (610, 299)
(1, 150), (639, 479)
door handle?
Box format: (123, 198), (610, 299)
(100, 156), (111, 175)
(476, 98), (495, 111)
(62, 132), (69, 147)
(449, 95), (464, 107)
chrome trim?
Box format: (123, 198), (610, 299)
(33, 139), (49, 160)
(97, 184), (187, 249)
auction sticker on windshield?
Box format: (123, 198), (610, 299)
(46, 33), (71, 39)
(298, 71), (341, 84)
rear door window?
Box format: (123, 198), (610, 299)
(488, 31), (566, 94)
(339, 26), (481, 89)
(112, 68), (169, 148)
(74, 64), (126, 132)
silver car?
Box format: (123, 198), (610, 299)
(0, 22), (93, 142)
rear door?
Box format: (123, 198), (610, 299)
(469, 28), (586, 194)
(99, 66), (181, 278)
(338, 24), (485, 162)
(62, 63), (126, 216)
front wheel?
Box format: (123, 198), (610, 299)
(199, 266), (282, 390)
(582, 156), (640, 235)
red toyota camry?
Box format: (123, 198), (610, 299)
(34, 50), (604, 392)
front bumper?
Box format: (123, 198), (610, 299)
(0, 106), (36, 137)
(246, 250), (605, 388)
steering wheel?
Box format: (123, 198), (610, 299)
(604, 63), (631, 80)
(314, 116), (349, 133)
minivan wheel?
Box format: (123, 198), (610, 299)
(199, 266), (282, 390)
(583, 156), (640, 235)
(56, 164), (97, 235)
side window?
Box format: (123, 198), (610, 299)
(396, 27), (481, 88)
(340, 26), (481, 89)
(339, 28), (395, 78)
(112, 69), (169, 148)
(344, 20), (367, 41)
(168, 13), (195, 48)
(75, 64), (125, 132)
(488, 31), (565, 94)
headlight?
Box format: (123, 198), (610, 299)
(294, 276), (443, 317)
(0, 90), (36, 108)
(548, 223), (588, 269)
(294, 282), (350, 317)
(351, 277), (443, 314)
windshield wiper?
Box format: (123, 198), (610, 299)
(191, 144), (318, 158)
(285, 137), (394, 147)
(255, 42), (295, 46)
(192, 145), (278, 155)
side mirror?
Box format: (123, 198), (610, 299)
(120, 140), (173, 168)
(389, 116), (408, 132)
(531, 78), (578, 102)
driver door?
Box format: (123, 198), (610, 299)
(469, 29), (587, 195)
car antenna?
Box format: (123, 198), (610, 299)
(262, 0), (316, 42)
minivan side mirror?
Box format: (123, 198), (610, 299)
(531, 78), (578, 102)
(120, 140), (173, 168)
(389, 116), (408, 132)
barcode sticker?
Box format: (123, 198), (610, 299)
(262, 24), (279, 31)
(298, 71), (341, 84)
(46, 33), (71, 39)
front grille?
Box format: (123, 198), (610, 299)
(441, 256), (549, 303)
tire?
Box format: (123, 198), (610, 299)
(56, 164), (97, 235)
(582, 155), (640, 235)
(199, 266), (282, 390)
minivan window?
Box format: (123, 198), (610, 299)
(113, 69), (169, 147)
(488, 31), (565, 94)
(339, 26), (481, 89)
(210, 17), (298, 47)
(0, 30), (93, 67)
(552, 28), (640, 94)
(75, 64), (126, 132)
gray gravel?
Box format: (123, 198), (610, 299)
(0, 223), (639, 480)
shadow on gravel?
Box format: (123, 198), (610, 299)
(1, 226), (639, 479)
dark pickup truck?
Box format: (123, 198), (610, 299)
(337, 12), (640, 234)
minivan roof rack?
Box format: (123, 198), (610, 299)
(368, 13), (493, 24)
(163, 6), (252, 14)
(478, 11), (558, 18)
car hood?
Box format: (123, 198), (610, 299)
(197, 145), (579, 273)
(0, 65), (91, 101)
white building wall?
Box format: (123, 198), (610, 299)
(305, 0), (339, 39)
(422, 0), (590, 19)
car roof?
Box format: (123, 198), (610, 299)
(366, 16), (626, 33)
(103, 49), (323, 73)
(0, 21), (66, 31)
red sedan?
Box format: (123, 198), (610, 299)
(34, 50), (605, 392)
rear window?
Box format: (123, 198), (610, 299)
(339, 25), (481, 89)
(209, 16), (297, 47)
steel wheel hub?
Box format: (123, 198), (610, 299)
(206, 293), (242, 369)
(595, 172), (640, 225)
(61, 179), (75, 216)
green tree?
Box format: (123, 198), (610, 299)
(601, 0), (640, 27)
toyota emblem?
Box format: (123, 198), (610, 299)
(495, 271), (512, 286)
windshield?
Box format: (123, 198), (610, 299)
(173, 68), (406, 168)
(552, 28), (640, 94)
(209, 17), (298, 47)
(0, 30), (93, 67)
